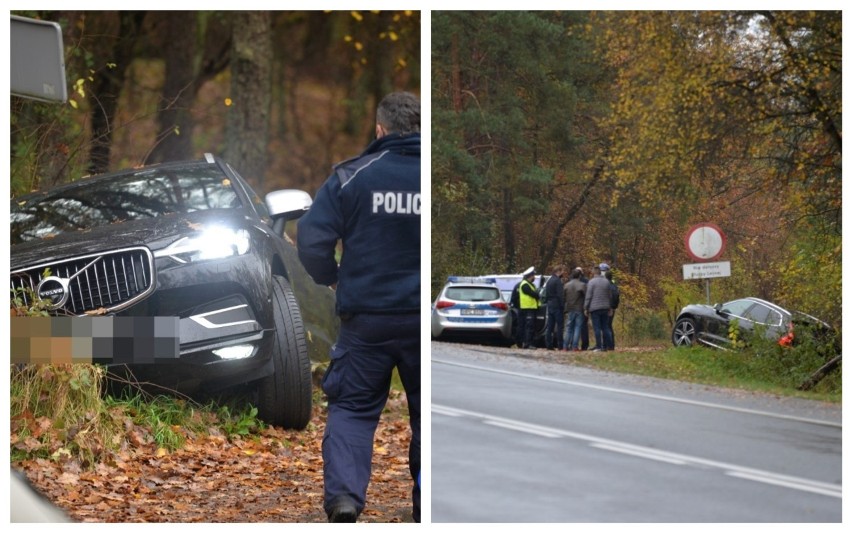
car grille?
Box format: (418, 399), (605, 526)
(11, 247), (155, 315)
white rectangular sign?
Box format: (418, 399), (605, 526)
(683, 261), (731, 280)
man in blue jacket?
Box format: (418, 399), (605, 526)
(297, 91), (421, 523)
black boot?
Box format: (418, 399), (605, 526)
(328, 496), (358, 523)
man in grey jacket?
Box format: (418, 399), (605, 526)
(584, 263), (613, 351)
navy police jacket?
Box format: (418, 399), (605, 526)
(297, 133), (420, 315)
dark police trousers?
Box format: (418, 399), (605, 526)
(321, 312), (421, 521)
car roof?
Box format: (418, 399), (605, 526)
(732, 297), (791, 317)
(482, 273), (548, 291)
(11, 157), (221, 201)
(442, 276), (500, 288)
(481, 273), (549, 279)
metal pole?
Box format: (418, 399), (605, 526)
(705, 278), (711, 305)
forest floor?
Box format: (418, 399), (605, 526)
(12, 390), (415, 523)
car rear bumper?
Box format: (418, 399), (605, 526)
(431, 312), (513, 339)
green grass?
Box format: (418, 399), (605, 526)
(11, 294), (269, 466)
(11, 364), (269, 466)
(111, 392), (268, 449)
(572, 345), (841, 403)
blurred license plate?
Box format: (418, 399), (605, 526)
(461, 309), (485, 315)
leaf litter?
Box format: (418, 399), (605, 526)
(12, 390), (415, 523)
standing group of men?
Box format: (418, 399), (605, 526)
(519, 263), (620, 352)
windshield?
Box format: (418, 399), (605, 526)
(11, 166), (241, 243)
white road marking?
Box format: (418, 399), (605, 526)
(432, 403), (842, 499)
(591, 443), (688, 465)
(724, 471), (842, 498)
(431, 405), (464, 417)
(432, 357), (841, 428)
(483, 420), (561, 438)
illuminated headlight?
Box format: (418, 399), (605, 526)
(155, 226), (250, 264)
(212, 345), (255, 360)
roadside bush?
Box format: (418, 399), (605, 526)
(745, 326), (842, 394)
(775, 228), (841, 330)
(623, 309), (668, 344)
(10, 364), (120, 467)
(430, 239), (501, 300)
(660, 277), (702, 326)
(11, 363), (270, 467)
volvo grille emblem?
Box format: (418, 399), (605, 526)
(36, 276), (70, 308)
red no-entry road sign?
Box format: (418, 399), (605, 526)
(685, 223), (726, 262)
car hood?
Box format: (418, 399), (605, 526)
(679, 303), (716, 316)
(11, 209), (254, 270)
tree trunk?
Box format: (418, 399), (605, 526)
(797, 354), (842, 391)
(502, 186), (515, 272)
(146, 12), (199, 164)
(225, 11), (272, 190)
(451, 35), (462, 112)
(538, 158), (603, 271)
(88, 12), (146, 176)
(366, 12), (393, 139)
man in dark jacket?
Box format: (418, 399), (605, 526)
(297, 91), (420, 523)
(605, 269), (620, 350)
(543, 265), (565, 349)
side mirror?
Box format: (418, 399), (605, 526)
(714, 303), (725, 315)
(265, 189), (312, 235)
(266, 189), (312, 221)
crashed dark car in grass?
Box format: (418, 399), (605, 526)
(10, 154), (317, 429)
(671, 296), (836, 352)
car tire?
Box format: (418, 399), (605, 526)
(672, 317), (697, 347)
(257, 275), (312, 429)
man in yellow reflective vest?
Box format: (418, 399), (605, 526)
(517, 266), (540, 348)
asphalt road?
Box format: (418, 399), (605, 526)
(431, 342), (842, 522)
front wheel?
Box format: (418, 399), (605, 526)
(672, 317), (697, 347)
(257, 276), (312, 429)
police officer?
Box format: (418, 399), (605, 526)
(296, 91), (421, 523)
(518, 266), (540, 348)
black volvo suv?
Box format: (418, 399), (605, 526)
(11, 154), (321, 429)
